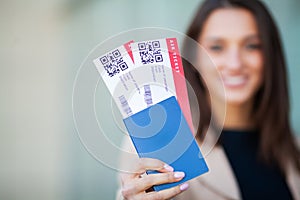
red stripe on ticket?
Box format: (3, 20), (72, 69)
(166, 38), (193, 134)
(124, 40), (134, 62)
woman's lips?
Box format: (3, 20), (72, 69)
(222, 75), (247, 88)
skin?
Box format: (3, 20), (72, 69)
(120, 158), (188, 200)
(120, 8), (264, 200)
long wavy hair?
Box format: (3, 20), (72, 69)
(182, 0), (300, 173)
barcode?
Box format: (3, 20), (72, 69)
(118, 95), (132, 116)
(144, 84), (153, 107)
(100, 49), (129, 77)
(138, 41), (163, 64)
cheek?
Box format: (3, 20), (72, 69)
(244, 52), (264, 84)
(196, 49), (218, 75)
(196, 50), (224, 94)
(244, 52), (263, 69)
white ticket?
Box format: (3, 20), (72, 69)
(94, 38), (191, 121)
(93, 42), (139, 117)
(130, 38), (177, 107)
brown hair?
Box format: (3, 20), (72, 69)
(182, 0), (300, 173)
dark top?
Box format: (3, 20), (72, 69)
(220, 129), (293, 200)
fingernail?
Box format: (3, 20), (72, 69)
(180, 183), (189, 191)
(164, 164), (174, 172)
(174, 172), (185, 179)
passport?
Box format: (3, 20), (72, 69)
(123, 96), (208, 191)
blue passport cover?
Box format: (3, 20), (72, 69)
(123, 96), (208, 191)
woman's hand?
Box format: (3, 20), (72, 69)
(120, 158), (189, 200)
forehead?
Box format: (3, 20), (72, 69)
(200, 8), (259, 40)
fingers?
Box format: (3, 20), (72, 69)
(135, 171), (186, 192)
(134, 158), (174, 174)
(120, 157), (189, 200)
(122, 179), (189, 200)
(122, 171), (186, 198)
(122, 158), (174, 180)
(145, 182), (189, 200)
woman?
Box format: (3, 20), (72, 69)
(117, 0), (300, 199)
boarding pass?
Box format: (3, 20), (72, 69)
(94, 39), (179, 117)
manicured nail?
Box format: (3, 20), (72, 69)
(164, 164), (174, 172)
(174, 172), (185, 179)
(180, 183), (189, 191)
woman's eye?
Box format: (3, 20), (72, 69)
(245, 43), (262, 50)
(209, 45), (223, 52)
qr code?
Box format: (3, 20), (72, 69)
(100, 49), (129, 77)
(138, 41), (163, 64)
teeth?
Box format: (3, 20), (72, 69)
(223, 76), (246, 85)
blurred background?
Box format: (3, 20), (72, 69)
(1, 0), (299, 199)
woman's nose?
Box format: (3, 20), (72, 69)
(224, 48), (242, 71)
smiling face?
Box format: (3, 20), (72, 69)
(198, 8), (264, 107)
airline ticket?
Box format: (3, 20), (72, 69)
(93, 38), (192, 132)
